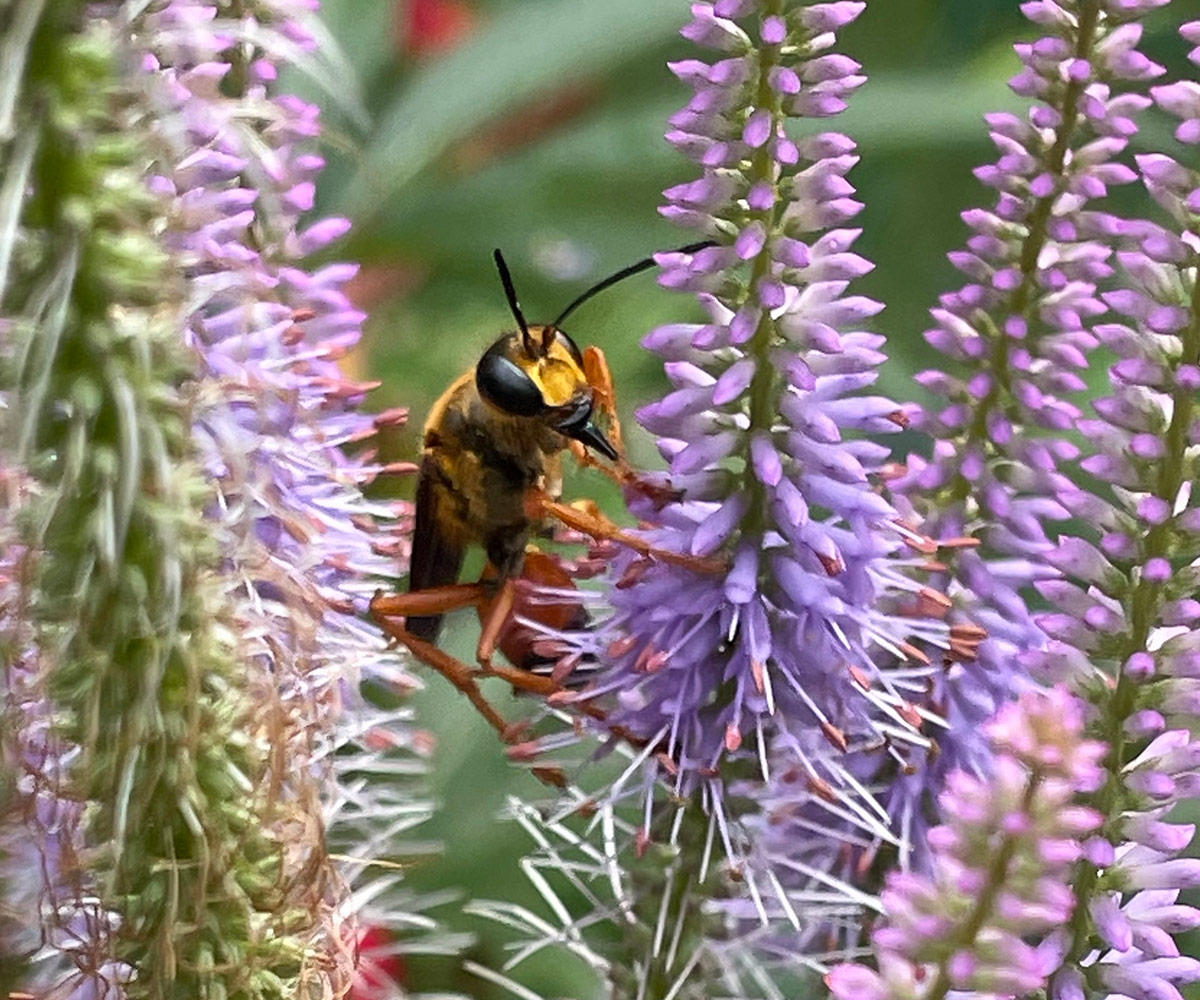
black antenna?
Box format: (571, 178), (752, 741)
(493, 248), (535, 354)
(551, 240), (718, 328)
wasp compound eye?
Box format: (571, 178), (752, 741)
(549, 327), (584, 367)
(476, 339), (545, 416)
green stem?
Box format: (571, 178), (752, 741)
(741, 0), (786, 540)
(223, 0), (251, 98)
(613, 12), (799, 994)
(734, 0), (782, 537)
(616, 801), (721, 1000)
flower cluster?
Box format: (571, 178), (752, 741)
(145, 0), (429, 973)
(10, 2), (1200, 999)
(0, 2), (428, 995)
(826, 686), (1105, 1000)
(1, 12), (223, 989)
(821, 14), (1200, 999)
(489, 4), (979, 994)
(147, 2), (415, 710)
(890, 0), (1169, 817)
(1010, 21), (1200, 995)
(477, 6), (967, 994)
(583, 0), (956, 823)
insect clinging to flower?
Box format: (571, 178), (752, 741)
(371, 244), (719, 762)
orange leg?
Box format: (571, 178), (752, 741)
(574, 346), (682, 509)
(371, 594), (568, 788)
(371, 576), (550, 671)
(372, 582), (670, 779)
(371, 543), (688, 781)
(479, 655), (653, 755)
(371, 582), (488, 618)
(374, 611), (509, 733)
(475, 576), (516, 667)
(583, 345), (626, 459)
(526, 488), (727, 574)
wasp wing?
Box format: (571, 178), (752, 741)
(406, 455), (465, 642)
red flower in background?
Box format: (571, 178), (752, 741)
(401, 0), (475, 58)
(350, 925), (407, 1000)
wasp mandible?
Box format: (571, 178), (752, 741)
(371, 244), (720, 763)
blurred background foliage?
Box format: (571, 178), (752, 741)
(294, 1), (1191, 995)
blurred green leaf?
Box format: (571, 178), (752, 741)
(314, 0), (396, 88)
(845, 71), (1025, 148)
(362, 68), (1030, 259)
(337, 0), (688, 222)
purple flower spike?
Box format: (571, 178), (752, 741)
(469, 9), (1200, 1000)
(826, 687), (1105, 1000)
(1023, 28), (1200, 992)
(143, 0), (426, 977)
(150, 0), (416, 689)
(887, 0), (1168, 872)
(579, 0), (959, 812)
(2, 1), (430, 993)
(511, 9), (972, 970)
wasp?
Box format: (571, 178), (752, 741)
(370, 244), (719, 770)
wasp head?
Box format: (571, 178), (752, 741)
(478, 249), (617, 461)
(474, 326), (617, 461)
